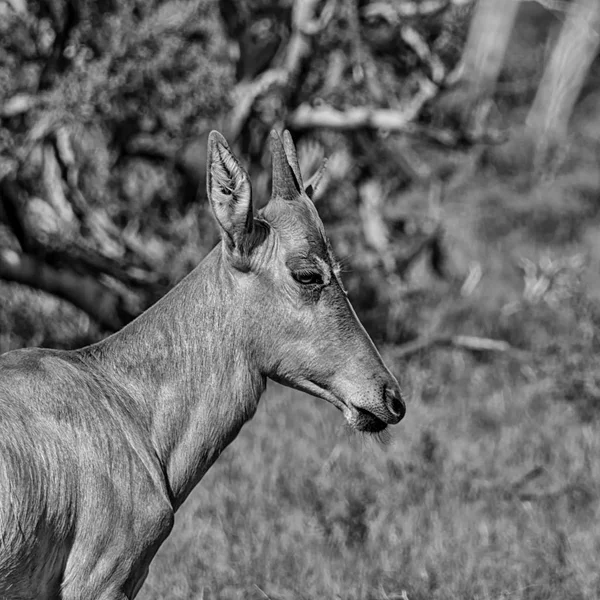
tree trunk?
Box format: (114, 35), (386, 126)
(459, 0), (523, 100)
(431, 0), (522, 137)
(526, 0), (600, 147)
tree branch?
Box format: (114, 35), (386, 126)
(289, 80), (438, 131)
(226, 0), (330, 141)
(0, 249), (137, 331)
(388, 334), (527, 359)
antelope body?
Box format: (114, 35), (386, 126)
(0, 131), (405, 599)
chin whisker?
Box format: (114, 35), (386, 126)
(369, 427), (392, 446)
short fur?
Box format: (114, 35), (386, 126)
(0, 130), (404, 599)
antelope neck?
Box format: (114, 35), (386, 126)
(81, 247), (266, 510)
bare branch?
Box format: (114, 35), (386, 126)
(400, 25), (447, 84)
(363, 0), (455, 21)
(227, 69), (288, 140)
(289, 81), (437, 131)
(2, 176), (162, 294)
(296, 0), (335, 35)
(42, 143), (76, 227)
(1, 94), (40, 118)
(0, 249), (135, 331)
(226, 0), (330, 140)
(388, 334), (527, 359)
(125, 134), (178, 164)
(50, 127), (161, 271)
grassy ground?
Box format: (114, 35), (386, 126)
(138, 140), (600, 600)
(142, 376), (599, 600)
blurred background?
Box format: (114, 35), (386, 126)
(2, 0), (600, 598)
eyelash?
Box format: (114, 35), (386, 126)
(292, 270), (324, 286)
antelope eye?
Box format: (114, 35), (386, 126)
(293, 271), (324, 286)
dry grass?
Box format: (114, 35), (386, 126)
(141, 371), (600, 600)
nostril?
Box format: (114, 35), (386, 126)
(384, 385), (406, 421)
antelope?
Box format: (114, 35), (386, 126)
(0, 130), (405, 599)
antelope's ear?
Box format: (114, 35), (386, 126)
(206, 131), (254, 258)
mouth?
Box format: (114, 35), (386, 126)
(345, 405), (388, 433)
(279, 378), (394, 434)
(351, 407), (388, 433)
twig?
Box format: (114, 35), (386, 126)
(0, 94), (42, 117)
(227, 0), (329, 141)
(363, 0), (453, 21)
(227, 70), (288, 141)
(295, 0), (335, 36)
(2, 174), (163, 293)
(509, 466), (546, 493)
(388, 334), (526, 359)
(53, 128), (161, 270)
(124, 134), (178, 164)
(42, 143), (76, 227)
(41, 243), (165, 292)
(253, 584), (272, 600)
(400, 25), (447, 84)
(289, 90), (437, 132)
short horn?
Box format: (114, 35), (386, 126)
(282, 130), (304, 189)
(270, 130), (300, 199)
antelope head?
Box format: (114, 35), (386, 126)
(207, 130), (405, 433)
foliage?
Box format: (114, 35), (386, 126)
(1, 0), (233, 302)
